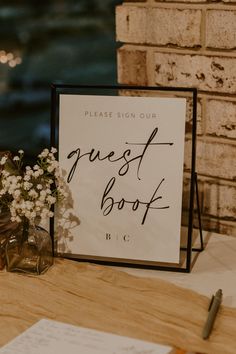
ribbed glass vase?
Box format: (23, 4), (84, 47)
(0, 210), (17, 270)
(5, 219), (53, 275)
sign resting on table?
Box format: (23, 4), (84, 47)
(51, 85), (192, 268)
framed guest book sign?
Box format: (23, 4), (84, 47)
(51, 85), (202, 272)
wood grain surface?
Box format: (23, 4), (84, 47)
(1, 258), (236, 353)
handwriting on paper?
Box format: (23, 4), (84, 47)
(0, 319), (173, 354)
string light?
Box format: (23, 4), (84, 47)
(0, 50), (22, 68)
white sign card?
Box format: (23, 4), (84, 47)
(53, 88), (188, 266)
(0, 319), (174, 354)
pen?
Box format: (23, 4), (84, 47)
(202, 289), (223, 340)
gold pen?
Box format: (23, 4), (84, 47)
(202, 289), (223, 340)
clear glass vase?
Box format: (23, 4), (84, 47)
(0, 210), (18, 270)
(5, 220), (53, 275)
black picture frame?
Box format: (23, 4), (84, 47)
(51, 84), (203, 273)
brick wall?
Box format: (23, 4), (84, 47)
(116, 0), (236, 236)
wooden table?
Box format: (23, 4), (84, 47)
(118, 232), (236, 307)
(1, 255), (236, 354)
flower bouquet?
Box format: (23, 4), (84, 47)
(0, 148), (66, 274)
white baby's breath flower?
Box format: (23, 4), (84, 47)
(20, 200), (26, 209)
(62, 191), (68, 198)
(49, 160), (58, 169)
(15, 216), (21, 223)
(47, 156), (52, 162)
(25, 200), (33, 209)
(0, 156), (7, 165)
(10, 207), (16, 216)
(24, 174), (31, 181)
(25, 211), (32, 219)
(28, 189), (38, 199)
(33, 170), (40, 178)
(1, 146), (66, 224)
(2, 179), (10, 188)
(47, 166), (54, 173)
(13, 190), (21, 198)
(30, 211), (37, 219)
(23, 181), (33, 191)
(39, 193), (45, 200)
(26, 169), (33, 176)
(54, 170), (60, 179)
(12, 215), (21, 223)
(2, 170), (10, 177)
(41, 207), (49, 217)
(48, 211), (54, 218)
(39, 190), (46, 197)
(46, 195), (56, 204)
(40, 148), (49, 158)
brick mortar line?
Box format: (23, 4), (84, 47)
(136, 89), (236, 102)
(198, 92), (236, 102)
(201, 214), (236, 224)
(197, 90), (236, 100)
(201, 7), (207, 50)
(201, 216), (236, 227)
(198, 135), (236, 146)
(196, 172), (236, 184)
(118, 43), (236, 57)
(183, 171), (236, 187)
(117, 42), (236, 55)
(203, 47), (236, 53)
(203, 215), (236, 222)
(198, 92), (208, 163)
(201, 95), (207, 136)
(196, 175), (236, 187)
(146, 48), (156, 85)
(119, 2), (236, 10)
(202, 135), (236, 150)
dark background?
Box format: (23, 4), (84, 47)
(0, 0), (121, 161)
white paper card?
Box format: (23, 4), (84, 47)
(0, 319), (174, 354)
(57, 94), (186, 263)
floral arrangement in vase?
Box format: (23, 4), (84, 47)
(0, 147), (67, 274)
